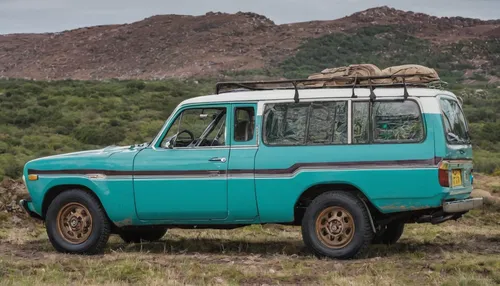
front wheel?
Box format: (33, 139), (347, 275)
(301, 191), (373, 259)
(119, 228), (168, 243)
(45, 189), (111, 255)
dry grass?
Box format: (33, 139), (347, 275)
(0, 209), (499, 286)
(1, 174), (499, 285)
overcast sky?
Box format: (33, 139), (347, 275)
(0, 0), (499, 35)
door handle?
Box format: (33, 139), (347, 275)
(209, 157), (227, 163)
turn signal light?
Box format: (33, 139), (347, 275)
(27, 174), (38, 181)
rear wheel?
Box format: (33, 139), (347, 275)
(301, 191), (373, 259)
(372, 222), (405, 245)
(46, 189), (111, 254)
(119, 228), (168, 243)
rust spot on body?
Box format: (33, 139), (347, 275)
(380, 205), (432, 212)
(114, 218), (133, 227)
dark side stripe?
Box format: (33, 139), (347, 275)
(28, 157), (442, 176)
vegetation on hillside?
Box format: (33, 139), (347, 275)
(0, 79), (214, 179)
(0, 78), (500, 179)
(279, 25), (500, 83)
(1, 25), (500, 179)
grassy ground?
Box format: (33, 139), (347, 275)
(0, 209), (499, 286)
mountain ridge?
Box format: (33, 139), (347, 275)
(0, 6), (499, 80)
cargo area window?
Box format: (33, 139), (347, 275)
(352, 100), (424, 144)
(263, 101), (347, 146)
(440, 97), (470, 145)
(373, 101), (424, 143)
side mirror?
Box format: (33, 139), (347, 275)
(164, 137), (176, 149)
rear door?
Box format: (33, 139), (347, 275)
(227, 103), (259, 220)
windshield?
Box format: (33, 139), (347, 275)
(440, 97), (470, 145)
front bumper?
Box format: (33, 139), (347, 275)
(443, 197), (483, 213)
(19, 199), (43, 220)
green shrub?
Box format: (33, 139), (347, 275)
(0, 79), (216, 178)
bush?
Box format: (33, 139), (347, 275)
(0, 78), (216, 178)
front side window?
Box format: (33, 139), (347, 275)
(440, 97), (470, 144)
(162, 107), (226, 148)
(373, 101), (424, 142)
(263, 101), (348, 146)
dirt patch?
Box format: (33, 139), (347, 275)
(1, 176), (499, 285)
(0, 178), (29, 214)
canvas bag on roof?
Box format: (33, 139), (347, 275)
(381, 64), (440, 83)
(305, 64), (390, 87)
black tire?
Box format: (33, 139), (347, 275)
(45, 189), (111, 255)
(119, 228), (168, 243)
(301, 191), (373, 260)
(372, 222), (404, 245)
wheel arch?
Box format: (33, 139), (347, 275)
(42, 184), (105, 219)
(293, 182), (381, 227)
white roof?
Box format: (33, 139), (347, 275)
(181, 87), (456, 106)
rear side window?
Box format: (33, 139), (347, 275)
(264, 101), (348, 146)
(440, 98), (470, 144)
(352, 102), (369, 144)
(308, 102), (347, 144)
(264, 103), (309, 145)
(234, 107), (255, 142)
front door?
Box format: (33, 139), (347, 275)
(133, 104), (230, 220)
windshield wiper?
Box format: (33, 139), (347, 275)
(446, 132), (461, 143)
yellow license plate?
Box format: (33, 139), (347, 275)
(452, 170), (462, 187)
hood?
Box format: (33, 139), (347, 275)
(24, 143), (149, 172)
(34, 145), (134, 160)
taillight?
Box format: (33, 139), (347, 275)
(438, 161), (450, 187)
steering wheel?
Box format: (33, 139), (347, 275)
(177, 129), (195, 144)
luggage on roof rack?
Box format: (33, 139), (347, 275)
(215, 64), (443, 95)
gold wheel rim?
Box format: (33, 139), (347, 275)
(56, 202), (93, 244)
(315, 206), (355, 249)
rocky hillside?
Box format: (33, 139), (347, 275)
(0, 6), (499, 80)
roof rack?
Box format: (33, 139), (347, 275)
(215, 74), (444, 95)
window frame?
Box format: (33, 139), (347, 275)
(155, 104), (229, 150)
(262, 99), (349, 147)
